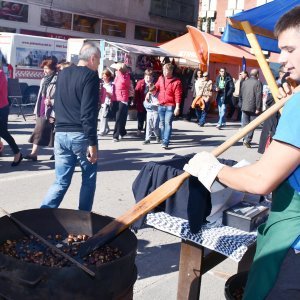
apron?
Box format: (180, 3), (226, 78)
(243, 180), (300, 300)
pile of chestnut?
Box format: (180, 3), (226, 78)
(0, 234), (122, 268)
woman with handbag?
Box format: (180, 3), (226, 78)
(191, 72), (212, 127)
(24, 59), (57, 161)
(99, 69), (116, 136)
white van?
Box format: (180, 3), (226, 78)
(0, 33), (67, 104)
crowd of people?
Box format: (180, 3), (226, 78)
(2, 33), (283, 165)
(0, 5), (299, 299)
(0, 50), (284, 167)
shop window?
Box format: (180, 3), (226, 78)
(101, 19), (126, 38)
(0, 1), (28, 22)
(73, 14), (100, 34)
(0, 26), (16, 32)
(135, 25), (157, 42)
(40, 8), (72, 30)
(157, 30), (177, 43)
(150, 0), (195, 22)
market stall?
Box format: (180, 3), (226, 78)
(99, 40), (178, 81)
(159, 28), (276, 115)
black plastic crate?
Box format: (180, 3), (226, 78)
(222, 201), (269, 232)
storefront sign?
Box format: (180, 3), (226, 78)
(0, 1), (28, 22)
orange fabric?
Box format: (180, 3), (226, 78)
(159, 30), (259, 68)
(187, 26), (208, 67)
(191, 96), (205, 110)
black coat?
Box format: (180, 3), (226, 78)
(215, 74), (235, 104)
(132, 154), (236, 233)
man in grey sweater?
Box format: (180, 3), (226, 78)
(239, 69), (263, 148)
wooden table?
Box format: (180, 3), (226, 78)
(146, 212), (258, 300)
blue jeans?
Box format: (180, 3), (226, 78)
(41, 132), (97, 211)
(195, 101), (210, 126)
(217, 94), (226, 126)
(158, 105), (174, 146)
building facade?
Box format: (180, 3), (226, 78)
(0, 0), (198, 45)
(198, 0), (274, 35)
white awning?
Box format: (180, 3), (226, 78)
(105, 40), (176, 57)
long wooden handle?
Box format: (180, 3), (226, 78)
(79, 96), (290, 257)
(241, 21), (279, 103)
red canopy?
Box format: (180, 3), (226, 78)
(159, 30), (260, 68)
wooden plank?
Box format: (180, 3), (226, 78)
(177, 240), (203, 300)
(240, 21), (280, 104)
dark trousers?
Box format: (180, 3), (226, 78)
(266, 248), (300, 299)
(231, 96), (242, 121)
(0, 105), (19, 154)
(137, 109), (146, 131)
(227, 97), (236, 118)
(113, 102), (128, 139)
(242, 111), (257, 143)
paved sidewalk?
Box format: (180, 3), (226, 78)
(0, 109), (263, 299)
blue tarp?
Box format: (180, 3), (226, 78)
(221, 0), (300, 53)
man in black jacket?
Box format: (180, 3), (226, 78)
(41, 42), (100, 211)
(215, 67), (234, 129)
(239, 68), (263, 148)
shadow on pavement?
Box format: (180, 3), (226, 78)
(136, 237), (180, 279)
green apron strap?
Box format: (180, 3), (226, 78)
(243, 181), (300, 300)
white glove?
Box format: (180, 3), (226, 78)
(183, 152), (225, 192)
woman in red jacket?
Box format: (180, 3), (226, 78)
(134, 68), (153, 136)
(112, 63), (131, 142)
(0, 66), (22, 166)
(155, 63), (182, 149)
